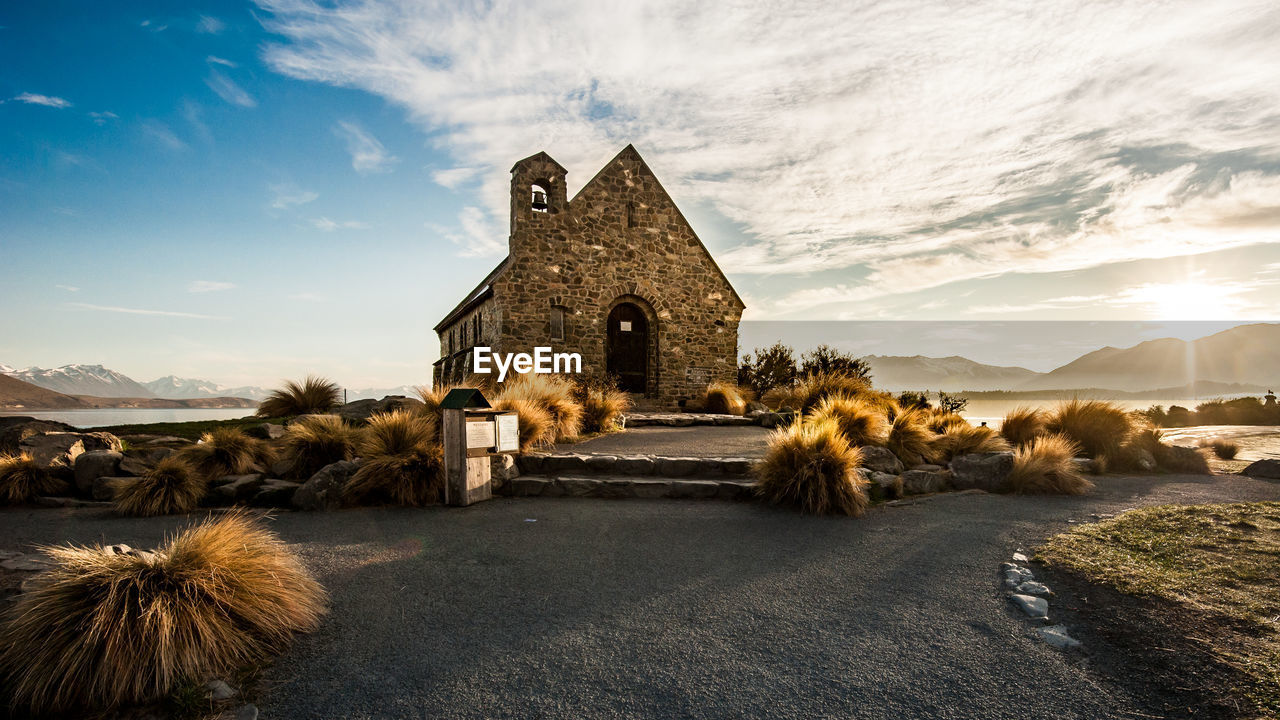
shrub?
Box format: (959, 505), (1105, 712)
(810, 394), (889, 447)
(925, 409), (968, 434)
(704, 381), (748, 415)
(754, 418), (869, 516)
(256, 375), (341, 418)
(113, 456), (205, 517)
(778, 370), (872, 414)
(1008, 434), (1092, 495)
(0, 452), (59, 505)
(886, 408), (936, 466)
(1210, 439), (1240, 460)
(281, 414), (360, 480)
(178, 426), (269, 481)
(738, 342), (798, 395)
(491, 394), (556, 451)
(932, 423), (1010, 462)
(897, 391), (931, 411)
(579, 386), (632, 433)
(495, 374), (582, 442)
(361, 409), (438, 456)
(1046, 399), (1133, 458)
(935, 391), (969, 414)
(1157, 444), (1212, 474)
(343, 411), (444, 506)
(1000, 406), (1047, 447)
(0, 512), (325, 714)
(799, 344), (871, 382)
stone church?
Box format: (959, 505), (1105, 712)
(433, 145), (744, 408)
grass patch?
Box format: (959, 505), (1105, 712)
(1039, 502), (1280, 715)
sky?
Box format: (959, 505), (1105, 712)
(2, 0), (1279, 389)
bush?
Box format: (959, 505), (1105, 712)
(1123, 426), (1211, 474)
(343, 411), (444, 506)
(113, 456), (205, 517)
(738, 342), (798, 395)
(0, 512), (325, 714)
(0, 452), (59, 505)
(578, 386), (632, 433)
(754, 418), (869, 516)
(1008, 434), (1092, 495)
(256, 375), (341, 418)
(178, 427), (270, 481)
(799, 344), (871, 382)
(897, 391), (931, 411)
(1046, 399), (1133, 458)
(496, 374), (582, 442)
(886, 408), (936, 466)
(1210, 439), (1240, 460)
(704, 381), (748, 415)
(777, 370), (872, 414)
(281, 415), (361, 480)
(491, 394), (556, 451)
(932, 423), (1010, 462)
(925, 409), (968, 434)
(810, 394), (889, 446)
(935, 391), (969, 414)
(1000, 406), (1047, 447)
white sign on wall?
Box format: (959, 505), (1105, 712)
(620, 321), (632, 331)
(495, 414), (520, 453)
(465, 420), (496, 450)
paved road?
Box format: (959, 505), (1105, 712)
(556, 425), (772, 457)
(2, 474), (1277, 719)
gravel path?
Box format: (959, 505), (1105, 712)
(556, 425), (772, 457)
(2, 473), (1277, 719)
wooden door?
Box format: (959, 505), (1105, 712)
(606, 303), (648, 394)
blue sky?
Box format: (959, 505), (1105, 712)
(2, 0), (1279, 389)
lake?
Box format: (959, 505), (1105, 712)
(0, 408), (257, 429)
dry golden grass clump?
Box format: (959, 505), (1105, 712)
(810, 394), (889, 447)
(112, 456), (206, 517)
(1008, 434), (1092, 495)
(1208, 439), (1239, 460)
(1046, 398), (1133, 458)
(495, 374), (582, 442)
(0, 512), (326, 714)
(491, 394), (556, 451)
(754, 418), (869, 516)
(999, 406), (1047, 447)
(579, 386), (632, 434)
(256, 375), (342, 418)
(778, 371), (872, 414)
(281, 414), (361, 480)
(414, 375), (497, 417)
(703, 381), (749, 415)
(886, 408), (936, 467)
(925, 410), (969, 434)
(179, 426), (270, 481)
(932, 423), (1010, 462)
(344, 410), (444, 506)
(0, 452), (60, 505)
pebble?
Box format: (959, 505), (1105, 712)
(1011, 552), (1029, 563)
(1015, 581), (1053, 597)
(1034, 624), (1081, 649)
(1010, 594), (1049, 620)
(206, 679), (237, 702)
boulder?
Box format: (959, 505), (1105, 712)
(118, 455), (153, 477)
(859, 446), (905, 475)
(900, 468), (951, 495)
(1135, 448), (1157, 471)
(0, 418), (77, 453)
(744, 400), (769, 415)
(18, 431), (121, 469)
(335, 396), (425, 422)
(92, 476), (131, 501)
(867, 471), (903, 500)
(949, 452), (1015, 492)
(491, 454), (520, 482)
(243, 422), (286, 440)
(74, 450), (123, 495)
(215, 474), (266, 503)
(292, 460), (360, 511)
(1242, 459), (1280, 480)
(252, 479), (301, 507)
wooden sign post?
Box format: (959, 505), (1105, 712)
(439, 388), (519, 507)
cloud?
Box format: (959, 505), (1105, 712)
(55, 284), (80, 292)
(88, 111), (118, 125)
(310, 217), (368, 231)
(206, 55), (237, 67)
(188, 280), (236, 293)
(67, 302), (227, 320)
(333, 121), (397, 174)
(258, 0), (1280, 308)
(269, 183), (319, 209)
(196, 15), (225, 34)
(428, 206), (504, 257)
(10, 93), (71, 108)
(205, 70), (257, 108)
(432, 167), (480, 189)
(141, 120), (186, 151)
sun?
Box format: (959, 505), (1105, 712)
(1114, 281), (1251, 321)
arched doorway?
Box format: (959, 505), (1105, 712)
(606, 302), (649, 393)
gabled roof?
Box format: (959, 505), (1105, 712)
(433, 257), (509, 332)
(510, 151), (566, 174)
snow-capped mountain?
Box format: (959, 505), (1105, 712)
(0, 363), (13, 374)
(143, 376), (270, 401)
(344, 385), (420, 401)
(221, 385), (272, 401)
(5, 364), (157, 398)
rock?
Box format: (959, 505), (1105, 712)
(1034, 624), (1081, 649)
(759, 411), (796, 428)
(613, 456), (656, 475)
(92, 476), (131, 501)
(243, 422), (286, 440)
(336, 396), (425, 422)
(744, 401), (768, 414)
(269, 457), (295, 478)
(215, 475), (266, 503)
(719, 458), (754, 476)
(205, 679), (237, 702)
(1, 555), (53, 572)
(900, 468), (950, 495)
(292, 460), (359, 511)
(1016, 581), (1053, 597)
(147, 447), (175, 464)
(542, 454), (588, 475)
(1012, 552), (1030, 562)
(74, 450), (123, 495)
(910, 464), (943, 472)
(490, 454), (520, 486)
(867, 471), (903, 501)
(223, 704), (258, 720)
(1010, 594), (1049, 620)
(859, 446), (905, 475)
(628, 479), (673, 498)
(18, 431), (121, 469)
(507, 477), (550, 496)
(1243, 459), (1280, 479)
(558, 477), (603, 497)
(655, 457), (702, 477)
(1136, 448), (1156, 471)
(251, 479), (301, 507)
(584, 455), (621, 473)
(118, 455), (153, 477)
(32, 496), (113, 508)
(0, 418), (77, 453)
(666, 480), (720, 499)
(949, 452), (1014, 492)
(1003, 565), (1035, 587)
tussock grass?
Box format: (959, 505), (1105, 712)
(925, 410), (968, 434)
(256, 375), (341, 418)
(703, 381), (748, 416)
(1124, 426), (1211, 474)
(810, 394), (889, 447)
(754, 418), (869, 516)
(0, 452), (59, 505)
(343, 410), (444, 506)
(1000, 406), (1047, 447)
(1047, 398), (1133, 459)
(281, 414), (361, 480)
(178, 426), (269, 480)
(1008, 434), (1092, 495)
(495, 374), (581, 442)
(0, 512), (326, 714)
(579, 386), (632, 434)
(491, 394), (556, 451)
(886, 408), (936, 467)
(113, 456), (205, 517)
(777, 371), (872, 414)
(1209, 439), (1239, 460)
(932, 423), (1010, 462)
(415, 376), (497, 417)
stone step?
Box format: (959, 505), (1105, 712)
(624, 413), (759, 427)
(519, 454), (755, 478)
(500, 475), (755, 501)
